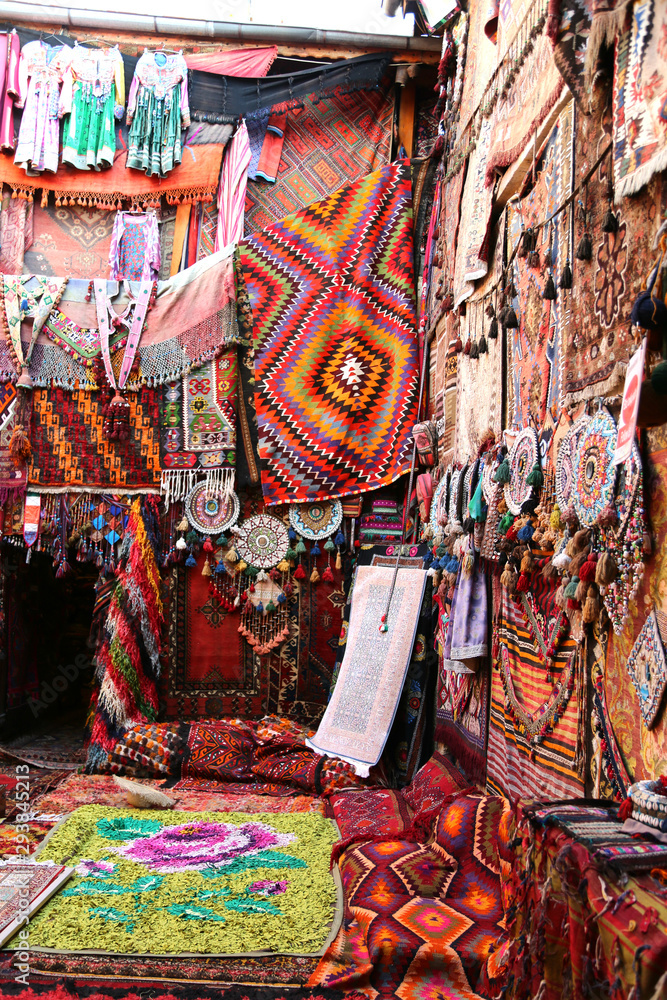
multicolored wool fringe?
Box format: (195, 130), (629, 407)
(86, 497), (163, 771)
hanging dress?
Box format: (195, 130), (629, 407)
(108, 211), (161, 281)
(14, 40), (72, 174)
(60, 43), (124, 170)
(126, 49), (190, 178)
(0, 31), (20, 152)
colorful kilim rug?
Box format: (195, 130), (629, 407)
(613, 0), (667, 200)
(437, 661), (490, 786)
(165, 558), (264, 720)
(548, 0), (593, 108)
(0, 723), (85, 770)
(307, 567), (427, 776)
(562, 109), (665, 405)
(486, 29), (564, 183)
(487, 570), (586, 801)
(28, 387), (161, 493)
(310, 794), (509, 998)
(23, 806), (340, 958)
(159, 349), (238, 487)
(243, 85), (393, 234)
(240, 162), (420, 506)
(23, 204), (114, 279)
(604, 443), (667, 782)
(507, 102), (573, 425)
(0, 381), (27, 500)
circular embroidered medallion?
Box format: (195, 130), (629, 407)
(235, 514), (289, 568)
(572, 408), (617, 526)
(430, 471), (450, 533)
(185, 484), (240, 535)
(288, 500), (343, 540)
(555, 417), (588, 512)
(504, 427), (539, 515)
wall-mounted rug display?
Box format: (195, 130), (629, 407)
(21, 805), (340, 957)
(240, 162), (419, 506)
(625, 608), (667, 730)
(503, 426), (539, 515)
(289, 501), (343, 541)
(185, 483), (240, 536)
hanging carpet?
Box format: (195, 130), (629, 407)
(437, 660), (491, 786)
(240, 161), (420, 506)
(22, 203), (114, 280)
(306, 566), (427, 777)
(244, 85), (393, 234)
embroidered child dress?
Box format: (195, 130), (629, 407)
(60, 43), (124, 170)
(126, 49), (190, 178)
(14, 40), (72, 174)
(108, 211), (161, 281)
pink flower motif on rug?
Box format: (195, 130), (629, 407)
(113, 820), (295, 873)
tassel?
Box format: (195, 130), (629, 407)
(478, 334), (488, 354)
(295, 539), (307, 555)
(463, 339), (472, 356)
(543, 246), (553, 269)
(225, 546), (239, 563)
(564, 576), (579, 599)
(177, 517), (189, 532)
(454, 336), (463, 353)
(185, 552), (197, 568)
(504, 306), (519, 328)
(596, 551), (618, 586)
(488, 317), (499, 339)
(203, 537), (214, 553)
(518, 229), (529, 257)
(555, 581), (568, 608)
(236, 559), (248, 572)
(601, 208), (618, 233)
(568, 550), (589, 577)
(293, 564), (306, 581)
(526, 462), (544, 488)
(528, 250), (540, 268)
(576, 233), (592, 260)
(550, 504), (564, 531)
(201, 557), (212, 577)
(520, 550), (534, 574)
(575, 577), (589, 603)
(597, 502), (618, 528)
(322, 565), (334, 582)
(543, 560), (559, 581)
(310, 566), (320, 584)
(500, 566), (518, 593)
(552, 550), (571, 571)
(175, 537), (187, 550)
(578, 553), (598, 582)
(559, 260), (573, 289)
(494, 457), (511, 483)
(335, 551), (342, 570)
(9, 424), (31, 466)
(543, 274), (556, 300)
(469, 340), (479, 359)
(516, 572), (529, 592)
(573, 528), (591, 550)
(276, 558), (291, 573)
(583, 585), (601, 624)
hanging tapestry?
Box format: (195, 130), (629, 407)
(0, 193), (33, 274)
(487, 570), (585, 800)
(0, 382), (28, 500)
(159, 349), (238, 503)
(0, 122), (226, 210)
(165, 556), (264, 721)
(453, 117), (494, 306)
(28, 387), (160, 493)
(22, 203), (113, 279)
(241, 162), (419, 506)
(244, 85), (393, 234)
(562, 109), (665, 405)
(436, 661), (490, 785)
(486, 31), (564, 184)
(264, 566), (347, 724)
(547, 0), (592, 108)
(604, 444), (667, 780)
(306, 566), (427, 776)
(27, 806), (340, 958)
(625, 609), (667, 729)
(0, 250), (240, 390)
(507, 104), (573, 425)
(458, 0), (498, 128)
(613, 0), (667, 200)
(439, 159), (466, 308)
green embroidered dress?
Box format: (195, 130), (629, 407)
(126, 49), (190, 178)
(60, 44), (124, 171)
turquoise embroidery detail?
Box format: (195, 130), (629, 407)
(96, 817), (162, 841)
(164, 904), (226, 922)
(198, 851), (306, 878)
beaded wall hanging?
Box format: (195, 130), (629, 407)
(430, 471), (450, 535)
(571, 409), (617, 526)
(625, 609), (667, 729)
(288, 500), (343, 541)
(504, 426), (539, 515)
(234, 514), (289, 570)
(185, 482), (240, 537)
(554, 416), (587, 513)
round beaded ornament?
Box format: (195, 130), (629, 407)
(185, 484), (240, 536)
(504, 426), (539, 515)
(235, 514), (289, 569)
(288, 500), (343, 541)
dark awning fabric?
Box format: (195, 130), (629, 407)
(1, 26), (390, 123)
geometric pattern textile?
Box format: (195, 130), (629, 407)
(330, 789), (413, 843)
(437, 663), (491, 786)
(487, 572), (585, 801)
(159, 350), (238, 478)
(310, 793), (509, 998)
(402, 752), (470, 815)
(28, 387), (161, 492)
(240, 162), (420, 505)
(182, 721), (257, 783)
(244, 86), (393, 234)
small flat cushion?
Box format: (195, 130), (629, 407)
(251, 746), (320, 791)
(401, 751), (469, 815)
(107, 723), (183, 777)
(331, 788), (413, 841)
(181, 722), (256, 782)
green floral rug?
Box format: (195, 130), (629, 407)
(20, 806), (340, 956)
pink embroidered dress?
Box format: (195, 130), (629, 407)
(108, 211), (161, 281)
(0, 31), (20, 152)
(14, 40), (72, 174)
